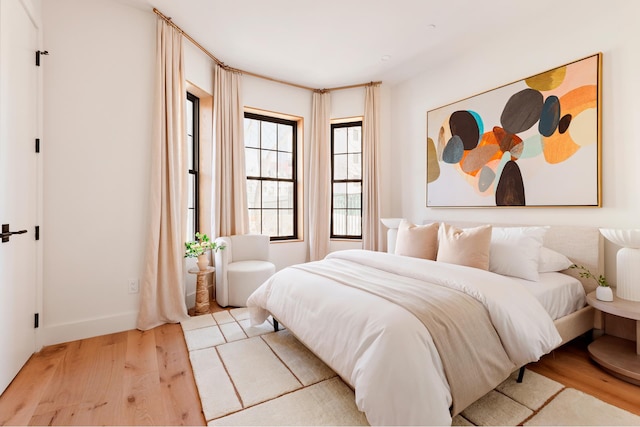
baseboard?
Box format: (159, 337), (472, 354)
(37, 286), (212, 348)
(38, 310), (139, 348)
(186, 290), (196, 310)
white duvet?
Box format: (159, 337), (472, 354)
(247, 250), (562, 426)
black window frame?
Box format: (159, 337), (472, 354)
(187, 92), (200, 241)
(330, 120), (363, 240)
(244, 112), (298, 241)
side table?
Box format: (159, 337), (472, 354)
(188, 266), (215, 315)
(586, 290), (640, 385)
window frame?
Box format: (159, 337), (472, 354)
(244, 111), (299, 241)
(186, 91), (200, 241)
(330, 120), (363, 240)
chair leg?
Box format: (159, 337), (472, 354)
(517, 366), (525, 383)
(273, 318), (279, 332)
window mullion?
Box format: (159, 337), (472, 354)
(244, 112), (297, 240)
(331, 120), (363, 239)
(186, 92), (200, 242)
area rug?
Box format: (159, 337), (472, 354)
(181, 310), (640, 426)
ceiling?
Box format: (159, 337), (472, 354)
(125, 0), (560, 89)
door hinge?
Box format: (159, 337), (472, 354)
(34, 313), (39, 328)
(35, 138), (40, 153)
(35, 225), (40, 241)
(35, 50), (48, 66)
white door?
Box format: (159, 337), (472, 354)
(0, 0), (39, 394)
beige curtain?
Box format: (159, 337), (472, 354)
(362, 83), (382, 251)
(213, 65), (249, 237)
(137, 18), (189, 330)
(308, 91), (332, 261)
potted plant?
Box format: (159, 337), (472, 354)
(185, 232), (225, 271)
(570, 264), (613, 301)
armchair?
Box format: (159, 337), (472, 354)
(214, 234), (276, 307)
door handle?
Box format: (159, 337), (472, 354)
(1, 224), (28, 243)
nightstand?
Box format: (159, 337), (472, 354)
(586, 291), (640, 385)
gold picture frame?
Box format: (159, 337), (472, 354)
(426, 53), (602, 207)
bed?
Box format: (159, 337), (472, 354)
(247, 222), (603, 425)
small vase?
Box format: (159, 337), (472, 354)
(596, 286), (613, 302)
(197, 253), (209, 271)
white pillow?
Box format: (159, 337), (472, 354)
(538, 247), (573, 272)
(489, 227), (547, 281)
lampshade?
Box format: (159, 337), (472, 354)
(599, 228), (640, 301)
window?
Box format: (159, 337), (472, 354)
(186, 92), (199, 241)
(244, 112), (298, 241)
(331, 121), (362, 239)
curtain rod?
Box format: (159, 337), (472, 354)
(153, 8), (381, 93)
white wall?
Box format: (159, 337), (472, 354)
(390, 1), (640, 283)
(185, 41), (214, 95)
(42, 0), (155, 345)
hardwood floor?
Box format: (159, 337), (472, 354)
(528, 334), (640, 416)
(0, 323), (206, 426)
(1, 305), (639, 425)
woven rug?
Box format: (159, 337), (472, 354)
(182, 309), (640, 426)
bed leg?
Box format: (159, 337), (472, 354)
(516, 366), (525, 383)
(273, 318), (279, 332)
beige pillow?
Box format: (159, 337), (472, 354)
(394, 220), (439, 260)
(436, 223), (492, 270)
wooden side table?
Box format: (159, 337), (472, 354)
(586, 291), (640, 385)
(188, 267), (215, 315)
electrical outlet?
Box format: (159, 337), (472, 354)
(128, 278), (139, 294)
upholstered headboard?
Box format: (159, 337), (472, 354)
(389, 219), (604, 294)
(542, 225), (604, 293)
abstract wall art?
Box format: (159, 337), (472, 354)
(426, 53), (602, 207)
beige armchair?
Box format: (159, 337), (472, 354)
(214, 234), (276, 307)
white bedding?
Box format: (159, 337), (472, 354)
(247, 250), (562, 425)
(512, 272), (586, 320)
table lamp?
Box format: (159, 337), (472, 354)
(599, 228), (640, 301)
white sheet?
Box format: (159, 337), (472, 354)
(511, 272), (586, 320)
(247, 250), (562, 426)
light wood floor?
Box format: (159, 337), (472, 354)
(1, 302), (639, 425)
(528, 334), (640, 416)
(0, 322), (205, 426)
